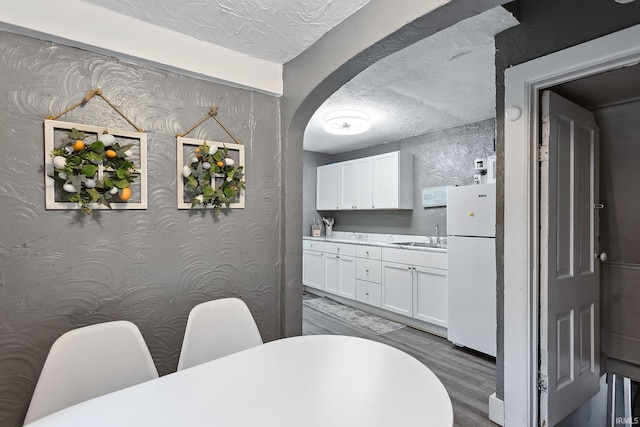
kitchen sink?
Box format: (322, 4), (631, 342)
(392, 241), (443, 248)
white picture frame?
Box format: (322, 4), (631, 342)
(177, 136), (245, 210)
(44, 119), (148, 210)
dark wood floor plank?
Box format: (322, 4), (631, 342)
(302, 294), (498, 427)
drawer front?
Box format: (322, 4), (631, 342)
(381, 247), (447, 270)
(356, 258), (382, 283)
(356, 245), (382, 260)
(355, 280), (381, 307)
(303, 239), (325, 252)
(324, 242), (356, 256)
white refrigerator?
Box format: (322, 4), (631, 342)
(446, 183), (496, 357)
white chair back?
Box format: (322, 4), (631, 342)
(177, 298), (263, 371)
(24, 320), (158, 424)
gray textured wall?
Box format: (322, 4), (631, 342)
(325, 119), (495, 236)
(0, 31), (281, 426)
(494, 0), (640, 402)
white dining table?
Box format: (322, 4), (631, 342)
(24, 335), (453, 427)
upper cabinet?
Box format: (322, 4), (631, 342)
(316, 151), (413, 211)
(316, 163), (341, 210)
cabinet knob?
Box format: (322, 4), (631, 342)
(365, 269), (369, 273)
(366, 251), (369, 255)
(336, 255), (340, 259)
(365, 292), (369, 296)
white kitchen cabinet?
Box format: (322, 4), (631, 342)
(323, 243), (356, 299)
(316, 164), (340, 210)
(413, 266), (448, 327)
(316, 151), (412, 211)
(381, 262), (414, 316)
(324, 254), (340, 294)
(355, 158), (373, 209)
(324, 253), (355, 298)
(371, 151), (413, 209)
(356, 280), (381, 307)
(303, 239), (447, 330)
(381, 247), (448, 325)
(303, 250), (324, 290)
(303, 240), (325, 290)
(355, 244), (382, 307)
(339, 161), (357, 210)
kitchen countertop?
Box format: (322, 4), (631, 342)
(303, 231), (447, 253)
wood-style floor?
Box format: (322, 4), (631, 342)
(302, 292), (498, 427)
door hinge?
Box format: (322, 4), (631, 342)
(538, 373), (548, 393)
(538, 145), (549, 162)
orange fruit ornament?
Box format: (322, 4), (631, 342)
(120, 187), (132, 201)
(105, 149), (117, 158)
(73, 140), (85, 151)
(216, 161), (224, 167)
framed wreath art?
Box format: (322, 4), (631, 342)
(177, 137), (245, 212)
(44, 120), (148, 213)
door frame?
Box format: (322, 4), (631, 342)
(503, 24), (640, 426)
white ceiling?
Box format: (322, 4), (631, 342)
(304, 7), (518, 154)
(79, 0), (371, 63)
(74, 1), (518, 154)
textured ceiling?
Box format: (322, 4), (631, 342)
(79, 0), (370, 63)
(304, 6), (519, 154)
(76, 1), (518, 155)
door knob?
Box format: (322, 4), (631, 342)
(596, 252), (608, 262)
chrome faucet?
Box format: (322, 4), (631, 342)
(434, 224), (440, 246)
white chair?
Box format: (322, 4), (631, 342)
(24, 320), (158, 424)
(177, 298), (263, 371)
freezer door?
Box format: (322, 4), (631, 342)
(447, 236), (496, 357)
(446, 183), (495, 237)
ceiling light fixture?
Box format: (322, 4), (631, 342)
(323, 111), (370, 135)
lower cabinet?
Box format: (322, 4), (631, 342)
(381, 252), (448, 327)
(302, 250), (324, 290)
(413, 266), (448, 327)
(324, 254), (355, 298)
(303, 240), (448, 330)
(381, 262), (414, 317)
(355, 280), (381, 307)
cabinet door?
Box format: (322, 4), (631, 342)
(302, 250), (324, 290)
(324, 254), (340, 294)
(371, 152), (400, 209)
(316, 164), (340, 210)
(413, 266), (448, 327)
(337, 256), (356, 299)
(356, 157), (373, 209)
(339, 161), (357, 210)
(381, 261), (413, 317)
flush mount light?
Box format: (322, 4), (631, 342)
(323, 111), (370, 135)
(614, 0), (636, 3)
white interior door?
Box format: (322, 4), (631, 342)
(539, 90), (601, 426)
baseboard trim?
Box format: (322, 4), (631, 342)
(489, 393), (505, 426)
